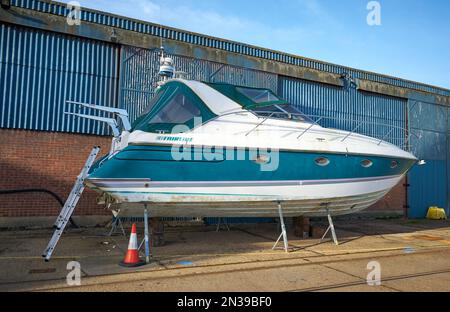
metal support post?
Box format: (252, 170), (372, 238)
(108, 208), (126, 237)
(216, 217), (230, 232)
(272, 202), (289, 252)
(143, 205), (151, 263)
(320, 205), (339, 245)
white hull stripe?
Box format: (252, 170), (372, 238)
(86, 174), (401, 188)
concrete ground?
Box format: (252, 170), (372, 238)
(0, 218), (449, 292)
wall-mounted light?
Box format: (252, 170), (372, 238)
(340, 72), (358, 90)
(110, 29), (118, 42)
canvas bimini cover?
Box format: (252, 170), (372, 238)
(132, 79), (313, 134)
(131, 79), (244, 133)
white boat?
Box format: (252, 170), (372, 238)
(79, 54), (417, 218)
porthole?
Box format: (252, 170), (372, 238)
(361, 159), (373, 168)
(315, 157), (330, 167)
(390, 160), (398, 168)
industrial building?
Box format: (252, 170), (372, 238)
(1, 0), (450, 226)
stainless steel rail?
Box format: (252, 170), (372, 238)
(244, 111), (417, 152)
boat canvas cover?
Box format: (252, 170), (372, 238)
(131, 80), (219, 133)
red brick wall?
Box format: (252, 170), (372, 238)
(0, 129), (111, 217)
(0, 129), (406, 217)
(369, 177), (406, 214)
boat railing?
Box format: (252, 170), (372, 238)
(193, 109), (418, 153)
(248, 111), (418, 152)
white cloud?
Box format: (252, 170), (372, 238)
(66, 0), (333, 55)
(150, 1), (331, 54)
(139, 0), (160, 18)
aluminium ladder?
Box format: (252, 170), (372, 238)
(42, 146), (101, 261)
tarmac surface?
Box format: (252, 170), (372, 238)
(0, 218), (449, 292)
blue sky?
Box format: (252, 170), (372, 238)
(63, 0), (450, 89)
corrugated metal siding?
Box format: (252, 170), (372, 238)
(10, 0), (450, 98)
(447, 129), (450, 216)
(119, 47), (160, 124)
(278, 76), (407, 149)
(407, 98), (448, 218)
(120, 45), (277, 123)
(0, 23), (120, 134)
(209, 62), (278, 90)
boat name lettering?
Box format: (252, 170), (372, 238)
(156, 136), (193, 143)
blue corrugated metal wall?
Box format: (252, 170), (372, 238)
(0, 23), (120, 135)
(278, 76), (407, 148)
(119, 47), (160, 124)
(407, 95), (448, 218)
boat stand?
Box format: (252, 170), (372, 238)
(108, 207), (126, 237)
(272, 202), (289, 253)
(320, 205), (339, 245)
(216, 217), (230, 232)
(138, 204), (152, 263)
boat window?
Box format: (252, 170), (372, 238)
(130, 89), (167, 128)
(141, 88), (167, 116)
(361, 159), (373, 168)
(236, 87), (280, 103)
(250, 104), (314, 123)
(132, 81), (217, 133)
(315, 157), (330, 167)
(149, 92), (201, 125)
(390, 160), (398, 168)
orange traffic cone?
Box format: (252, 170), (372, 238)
(119, 223), (146, 267)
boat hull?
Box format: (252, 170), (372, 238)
(85, 143), (416, 217)
(86, 174), (403, 217)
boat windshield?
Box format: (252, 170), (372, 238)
(236, 87), (280, 103)
(249, 103), (314, 123)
